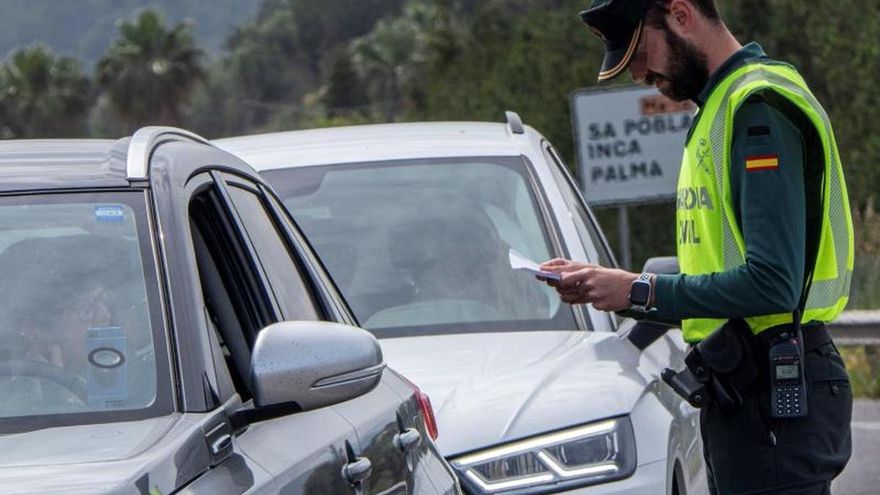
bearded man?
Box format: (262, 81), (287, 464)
(543, 1), (854, 493)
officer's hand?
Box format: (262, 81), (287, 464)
(556, 266), (639, 312)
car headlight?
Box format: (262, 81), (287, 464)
(451, 417), (636, 494)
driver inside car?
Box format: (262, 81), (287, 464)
(0, 235), (124, 415)
(17, 286), (113, 382)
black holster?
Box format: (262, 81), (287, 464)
(663, 319), (761, 410)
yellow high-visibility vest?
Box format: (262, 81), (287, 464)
(676, 62), (854, 343)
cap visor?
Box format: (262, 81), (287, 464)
(597, 21), (642, 83)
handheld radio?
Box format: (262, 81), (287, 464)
(769, 330), (807, 418)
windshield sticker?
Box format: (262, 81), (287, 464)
(87, 326), (129, 406)
(94, 205), (125, 222)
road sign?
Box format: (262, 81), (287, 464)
(571, 85), (696, 206)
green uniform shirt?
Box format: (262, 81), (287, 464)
(652, 43), (807, 321)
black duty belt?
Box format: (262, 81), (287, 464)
(662, 320), (835, 410)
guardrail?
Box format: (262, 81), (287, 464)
(829, 310), (880, 346)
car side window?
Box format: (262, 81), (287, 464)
(223, 177), (322, 322)
(542, 144), (616, 268)
(189, 184), (274, 399)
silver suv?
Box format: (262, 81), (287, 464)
(217, 114), (707, 495)
(0, 128), (460, 495)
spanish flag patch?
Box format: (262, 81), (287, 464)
(746, 154), (779, 172)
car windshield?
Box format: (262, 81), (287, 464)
(0, 192), (172, 431)
(263, 156), (579, 337)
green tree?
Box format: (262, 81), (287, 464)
(350, 3), (437, 121)
(194, 4), (312, 136)
(288, 0), (407, 78)
(407, 0), (602, 160)
(0, 45), (92, 138)
(323, 49), (368, 118)
(0, 0), (263, 69)
(186, 0), (408, 136)
(96, 10), (204, 130)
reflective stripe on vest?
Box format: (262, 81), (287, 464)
(676, 62), (854, 343)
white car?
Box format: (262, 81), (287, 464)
(216, 113), (707, 495)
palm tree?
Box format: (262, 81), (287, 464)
(350, 4), (435, 121)
(0, 46), (92, 139)
(96, 10), (204, 129)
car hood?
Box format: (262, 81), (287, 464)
(0, 415), (209, 494)
(380, 331), (654, 457)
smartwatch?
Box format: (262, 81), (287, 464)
(629, 272), (654, 312)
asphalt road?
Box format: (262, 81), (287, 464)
(832, 399), (880, 495)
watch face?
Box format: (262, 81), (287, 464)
(630, 282), (651, 306)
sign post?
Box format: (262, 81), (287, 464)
(571, 85), (695, 268)
(617, 205), (631, 270)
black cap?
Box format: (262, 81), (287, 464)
(580, 0), (652, 82)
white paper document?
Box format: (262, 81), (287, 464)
(508, 249), (562, 281)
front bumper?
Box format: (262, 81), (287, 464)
(557, 460), (666, 494)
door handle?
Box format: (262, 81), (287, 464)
(211, 433), (233, 457)
(343, 457), (373, 485)
(394, 428), (422, 453)
(203, 421), (233, 466)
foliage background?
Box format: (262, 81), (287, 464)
(2, 0), (880, 307)
(0, 0), (263, 68)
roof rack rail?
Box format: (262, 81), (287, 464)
(505, 111), (525, 135)
(126, 126), (211, 180)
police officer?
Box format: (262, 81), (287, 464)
(541, 1), (854, 493)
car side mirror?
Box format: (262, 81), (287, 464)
(643, 256), (679, 275)
(232, 321), (385, 429)
(626, 321), (675, 351)
(642, 256), (681, 275)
